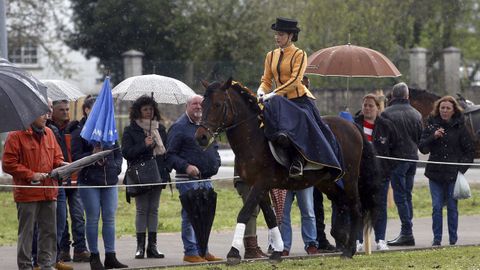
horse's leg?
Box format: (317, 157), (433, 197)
(345, 197), (362, 258)
(227, 184), (270, 265)
(257, 191), (283, 263)
(329, 189), (362, 258)
(327, 187), (355, 258)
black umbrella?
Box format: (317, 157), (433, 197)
(0, 58), (49, 133)
(49, 149), (114, 181)
(179, 187), (217, 257)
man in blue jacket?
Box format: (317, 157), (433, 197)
(167, 94), (222, 263)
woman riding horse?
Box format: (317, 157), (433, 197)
(257, 17), (343, 180)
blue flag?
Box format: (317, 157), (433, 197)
(80, 77), (118, 146)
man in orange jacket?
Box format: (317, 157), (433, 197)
(2, 112), (64, 270)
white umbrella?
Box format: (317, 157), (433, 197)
(111, 74), (196, 104)
(41, 79), (86, 101)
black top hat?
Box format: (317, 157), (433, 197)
(271, 17), (300, 33)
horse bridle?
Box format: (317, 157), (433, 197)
(200, 90), (258, 144)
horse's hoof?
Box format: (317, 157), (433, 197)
(340, 251), (354, 259)
(227, 257), (241, 266)
(226, 247), (241, 266)
(269, 251), (282, 264)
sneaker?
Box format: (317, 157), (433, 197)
(356, 240), (363, 252)
(432, 240), (441, 246)
(376, 240), (389, 251)
(58, 251), (72, 262)
(73, 250), (91, 262)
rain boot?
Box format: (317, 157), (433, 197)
(89, 253), (104, 270)
(104, 252), (128, 269)
(244, 236), (268, 259)
(135, 232), (146, 259)
(147, 232), (165, 258)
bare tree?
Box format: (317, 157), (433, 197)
(6, 0), (76, 76)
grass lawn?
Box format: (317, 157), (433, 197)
(163, 245), (480, 270)
(0, 184), (480, 246)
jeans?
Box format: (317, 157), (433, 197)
(390, 161), (416, 235)
(56, 188), (67, 261)
(358, 179), (389, 242)
(60, 188), (88, 253)
(79, 187), (118, 254)
(280, 187), (317, 251)
(176, 179), (213, 256)
(429, 180), (458, 244)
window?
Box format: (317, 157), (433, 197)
(9, 41), (38, 64)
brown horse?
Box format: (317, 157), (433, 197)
(195, 79), (382, 265)
(388, 88), (480, 157)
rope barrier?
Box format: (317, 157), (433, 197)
(375, 155), (480, 166)
(0, 176), (240, 189)
(1, 155), (479, 189)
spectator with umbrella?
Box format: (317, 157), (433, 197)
(121, 95), (170, 260)
(167, 94), (222, 263)
(71, 78), (127, 269)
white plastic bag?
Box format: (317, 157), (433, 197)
(453, 172), (471, 200)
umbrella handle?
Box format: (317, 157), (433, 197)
(149, 91), (154, 134)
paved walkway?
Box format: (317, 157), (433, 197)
(1, 215), (480, 269)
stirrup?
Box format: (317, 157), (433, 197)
(289, 158), (303, 178)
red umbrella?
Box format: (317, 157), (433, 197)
(306, 44), (401, 109)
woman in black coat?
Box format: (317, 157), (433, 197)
(121, 95), (170, 259)
(418, 95), (475, 246)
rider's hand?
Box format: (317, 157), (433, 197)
(257, 88), (265, 98)
(262, 92), (276, 102)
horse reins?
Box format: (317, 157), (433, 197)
(200, 90), (258, 146)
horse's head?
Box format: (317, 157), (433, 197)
(195, 78), (259, 148)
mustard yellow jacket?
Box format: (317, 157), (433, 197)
(260, 44), (315, 99)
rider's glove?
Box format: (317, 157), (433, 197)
(257, 87), (265, 98)
(262, 92), (276, 101)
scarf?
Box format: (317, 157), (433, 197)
(135, 119), (166, 156)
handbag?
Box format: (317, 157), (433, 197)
(453, 172), (471, 200)
(125, 157), (161, 197)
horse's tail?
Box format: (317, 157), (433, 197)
(356, 125), (383, 230)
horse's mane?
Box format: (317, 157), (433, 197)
(204, 80), (262, 114)
(230, 81), (262, 114)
